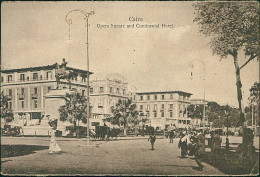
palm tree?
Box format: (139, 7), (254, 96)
(59, 92), (88, 138)
(110, 99), (138, 136)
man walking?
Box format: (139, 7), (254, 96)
(148, 133), (156, 151)
(169, 130), (174, 143)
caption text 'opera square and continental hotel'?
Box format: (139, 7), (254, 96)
(1, 59), (193, 135)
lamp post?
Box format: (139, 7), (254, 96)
(189, 59), (206, 133)
(225, 105), (230, 150)
(65, 9), (94, 146)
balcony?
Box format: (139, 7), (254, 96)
(31, 94), (38, 99)
(18, 94), (25, 100)
(6, 95), (12, 100)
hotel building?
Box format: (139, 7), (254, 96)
(132, 91), (192, 130)
(0, 59), (92, 127)
(89, 73), (129, 127)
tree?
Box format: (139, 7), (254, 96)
(58, 92), (88, 137)
(194, 2), (259, 125)
(110, 99), (138, 136)
(0, 92), (14, 125)
(245, 82), (260, 126)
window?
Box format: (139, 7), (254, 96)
(21, 101), (24, 108)
(154, 112), (157, 118)
(146, 105), (150, 111)
(82, 90), (85, 96)
(20, 74), (25, 81)
(7, 75), (12, 82)
(8, 102), (12, 109)
(46, 71), (52, 79)
(170, 94), (173, 99)
(154, 104), (157, 110)
(110, 87), (113, 93)
(140, 105), (143, 110)
(161, 111), (164, 117)
(147, 95), (150, 100)
(147, 112), (150, 117)
(9, 89), (12, 96)
(34, 87), (37, 94)
(82, 78), (86, 83)
(33, 73), (38, 80)
(48, 86), (51, 91)
(187, 120), (190, 125)
(100, 87), (104, 93)
(170, 104), (173, 109)
(154, 95), (157, 100)
(34, 100), (38, 108)
(162, 95), (165, 100)
(170, 111), (173, 117)
(178, 120), (182, 124)
(1, 76), (3, 82)
(123, 89), (126, 95)
(117, 88), (120, 94)
(90, 87), (93, 94)
(161, 104), (164, 109)
(140, 96), (143, 101)
(21, 88), (25, 95)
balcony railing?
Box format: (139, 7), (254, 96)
(18, 94), (25, 100)
(31, 94), (38, 99)
(6, 95), (12, 100)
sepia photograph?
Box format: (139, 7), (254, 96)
(1, 1), (259, 176)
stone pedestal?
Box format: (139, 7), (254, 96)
(44, 89), (76, 136)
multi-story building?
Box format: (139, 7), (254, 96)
(1, 59), (92, 127)
(132, 91), (192, 130)
(89, 73), (129, 126)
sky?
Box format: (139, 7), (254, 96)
(1, 1), (259, 107)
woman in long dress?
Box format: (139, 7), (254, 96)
(48, 119), (61, 154)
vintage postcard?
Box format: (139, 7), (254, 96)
(1, 1), (259, 176)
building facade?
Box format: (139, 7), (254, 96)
(1, 59), (92, 128)
(89, 73), (129, 127)
(132, 91), (192, 130)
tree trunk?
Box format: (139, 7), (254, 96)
(233, 52), (246, 126)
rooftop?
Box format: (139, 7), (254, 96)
(1, 63), (93, 75)
(136, 91), (192, 96)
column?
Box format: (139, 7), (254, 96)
(14, 87), (18, 111)
(27, 87), (31, 109)
(41, 86), (44, 109)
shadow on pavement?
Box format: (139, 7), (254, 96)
(1, 144), (49, 158)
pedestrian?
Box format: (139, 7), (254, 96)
(148, 133), (156, 151)
(193, 132), (205, 171)
(178, 131), (189, 158)
(169, 130), (174, 143)
(48, 119), (61, 154)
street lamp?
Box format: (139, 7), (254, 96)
(224, 104), (230, 150)
(189, 59), (206, 133)
(65, 9), (94, 146)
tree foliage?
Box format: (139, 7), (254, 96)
(110, 99), (138, 135)
(194, 2), (259, 62)
(59, 92), (88, 128)
(0, 92), (14, 124)
(188, 101), (241, 128)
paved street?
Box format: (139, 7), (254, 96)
(1, 136), (226, 175)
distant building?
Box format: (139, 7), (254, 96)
(1, 59), (92, 129)
(89, 73), (129, 127)
(132, 91), (192, 130)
